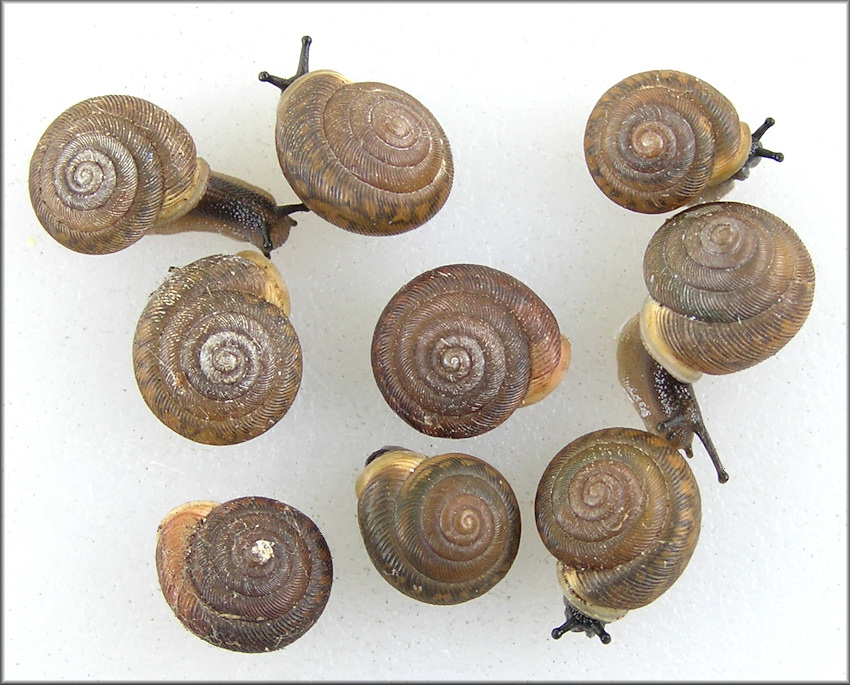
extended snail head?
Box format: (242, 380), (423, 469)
(584, 70), (784, 213)
(259, 35), (454, 236)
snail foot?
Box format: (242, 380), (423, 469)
(551, 604), (611, 644)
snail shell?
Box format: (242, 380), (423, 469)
(355, 447), (521, 605)
(261, 36), (453, 236)
(584, 70), (781, 213)
(155, 496), (333, 652)
(132, 252), (301, 445)
(639, 202), (816, 383)
(371, 263), (571, 438)
(535, 427), (701, 643)
(29, 94), (209, 254)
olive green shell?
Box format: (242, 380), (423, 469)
(29, 94), (208, 254)
(274, 70), (453, 235)
(535, 427), (701, 613)
(132, 253), (301, 445)
(356, 450), (521, 605)
(584, 70), (748, 214)
(641, 202), (816, 377)
(155, 497), (333, 652)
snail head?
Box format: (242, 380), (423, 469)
(735, 117), (784, 180)
(259, 35), (312, 92)
(552, 602), (612, 645)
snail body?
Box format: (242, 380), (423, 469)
(260, 36), (453, 236)
(355, 447), (521, 605)
(371, 263), (571, 438)
(535, 427), (701, 643)
(132, 252), (301, 445)
(639, 202), (816, 384)
(584, 70), (783, 213)
(29, 94), (306, 256)
(155, 496), (333, 652)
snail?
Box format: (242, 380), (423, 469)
(29, 94), (307, 257)
(132, 251), (302, 445)
(617, 314), (728, 483)
(534, 427), (701, 644)
(370, 263), (571, 438)
(638, 202), (815, 384)
(584, 69), (784, 213)
(155, 496), (333, 652)
(259, 36), (453, 236)
(355, 446), (521, 605)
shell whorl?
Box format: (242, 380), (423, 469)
(640, 202), (816, 381)
(132, 253), (301, 445)
(274, 70), (453, 235)
(584, 70), (748, 214)
(535, 428), (701, 617)
(356, 450), (521, 605)
(371, 264), (567, 438)
(155, 497), (333, 652)
(29, 94), (208, 254)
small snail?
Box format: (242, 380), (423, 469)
(371, 264), (571, 438)
(29, 94), (307, 256)
(259, 36), (453, 236)
(638, 202), (815, 384)
(584, 70), (784, 213)
(355, 447), (521, 605)
(535, 427), (701, 644)
(155, 496), (333, 652)
(133, 252), (302, 445)
(617, 314), (728, 483)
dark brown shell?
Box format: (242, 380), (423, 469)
(29, 95), (208, 254)
(535, 427), (701, 614)
(371, 264), (566, 438)
(155, 496), (333, 652)
(356, 449), (521, 605)
(132, 253), (301, 445)
(641, 202), (816, 378)
(274, 70), (453, 235)
(584, 70), (748, 214)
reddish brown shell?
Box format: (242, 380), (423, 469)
(132, 253), (301, 445)
(155, 497), (333, 652)
(371, 264), (566, 438)
(274, 70), (453, 235)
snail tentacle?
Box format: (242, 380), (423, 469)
(259, 35), (312, 92)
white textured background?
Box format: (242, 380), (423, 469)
(3, 2), (847, 681)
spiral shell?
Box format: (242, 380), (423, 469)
(584, 70), (750, 214)
(535, 427), (701, 625)
(29, 94), (209, 254)
(155, 496), (333, 652)
(133, 252), (301, 445)
(271, 64), (453, 236)
(355, 448), (521, 605)
(640, 202), (816, 382)
(371, 264), (570, 438)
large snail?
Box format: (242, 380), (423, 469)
(29, 94), (307, 256)
(637, 202), (815, 384)
(534, 427), (701, 644)
(584, 69), (783, 213)
(355, 447), (521, 605)
(371, 263), (571, 438)
(259, 36), (453, 236)
(132, 252), (302, 445)
(155, 496), (333, 652)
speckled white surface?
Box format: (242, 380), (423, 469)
(3, 2), (847, 681)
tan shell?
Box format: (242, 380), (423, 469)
(29, 95), (209, 254)
(584, 70), (750, 214)
(273, 68), (453, 236)
(356, 448), (521, 605)
(155, 496), (333, 652)
(371, 264), (570, 438)
(535, 427), (701, 621)
(640, 202), (816, 382)
(132, 252), (301, 445)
